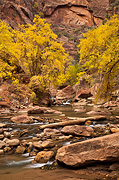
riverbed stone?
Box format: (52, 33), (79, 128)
(56, 132), (119, 167)
(41, 140), (55, 148)
(4, 131), (10, 138)
(6, 139), (20, 146)
(28, 106), (44, 114)
(15, 145), (26, 154)
(33, 141), (43, 150)
(28, 106), (62, 115)
(34, 151), (54, 163)
(11, 115), (33, 124)
(4, 146), (12, 153)
(0, 123), (7, 128)
(0, 149), (4, 155)
(0, 141), (6, 149)
(0, 129), (3, 134)
(27, 142), (33, 152)
(0, 134), (4, 140)
(61, 125), (93, 137)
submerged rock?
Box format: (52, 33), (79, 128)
(56, 133), (119, 167)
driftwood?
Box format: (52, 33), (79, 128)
(39, 116), (106, 129)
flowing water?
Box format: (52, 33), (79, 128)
(0, 105), (119, 179)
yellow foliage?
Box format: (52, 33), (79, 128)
(0, 20), (18, 79)
(14, 15), (70, 87)
(0, 15), (70, 89)
(78, 15), (119, 101)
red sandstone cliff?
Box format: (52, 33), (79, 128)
(0, 0), (110, 28)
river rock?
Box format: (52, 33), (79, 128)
(28, 106), (62, 115)
(0, 123), (7, 128)
(0, 129), (3, 134)
(4, 131), (10, 138)
(11, 115), (32, 124)
(15, 145), (26, 154)
(0, 149), (4, 155)
(56, 133), (119, 167)
(6, 139), (20, 146)
(75, 89), (93, 99)
(34, 151), (54, 163)
(0, 141), (6, 148)
(4, 147), (12, 153)
(28, 106), (44, 114)
(41, 140), (55, 148)
(56, 85), (75, 100)
(61, 125), (93, 137)
(33, 141), (43, 150)
(43, 128), (60, 135)
(0, 134), (4, 140)
(72, 99), (87, 107)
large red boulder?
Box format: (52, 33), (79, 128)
(56, 133), (119, 167)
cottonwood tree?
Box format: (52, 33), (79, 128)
(0, 20), (18, 79)
(78, 15), (119, 101)
(14, 15), (70, 87)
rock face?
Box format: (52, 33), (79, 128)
(56, 133), (119, 167)
(0, 0), (109, 29)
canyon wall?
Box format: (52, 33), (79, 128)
(0, 0), (110, 28)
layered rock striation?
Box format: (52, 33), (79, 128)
(0, 0), (110, 28)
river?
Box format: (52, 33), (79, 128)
(0, 105), (119, 180)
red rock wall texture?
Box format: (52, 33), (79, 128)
(0, 0), (110, 28)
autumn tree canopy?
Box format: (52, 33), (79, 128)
(0, 15), (70, 88)
(78, 15), (119, 101)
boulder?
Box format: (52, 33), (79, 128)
(75, 89), (93, 99)
(4, 147), (12, 153)
(56, 85), (76, 101)
(15, 146), (26, 154)
(61, 125), (93, 137)
(0, 149), (4, 155)
(11, 115), (32, 124)
(34, 151), (54, 163)
(28, 106), (62, 115)
(0, 134), (4, 140)
(41, 140), (55, 148)
(43, 128), (60, 136)
(33, 141), (43, 150)
(0, 141), (6, 149)
(28, 106), (44, 114)
(0, 123), (7, 128)
(6, 139), (20, 146)
(56, 133), (119, 167)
